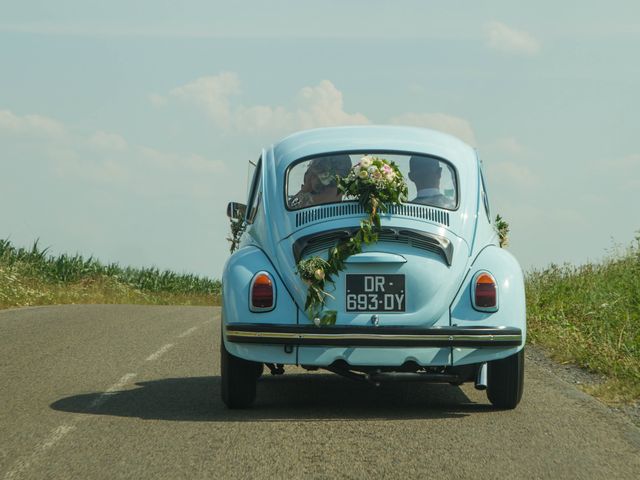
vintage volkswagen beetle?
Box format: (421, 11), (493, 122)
(222, 126), (525, 409)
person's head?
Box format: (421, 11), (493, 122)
(408, 155), (442, 190)
(306, 155), (352, 192)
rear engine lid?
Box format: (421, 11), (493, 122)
(275, 221), (470, 327)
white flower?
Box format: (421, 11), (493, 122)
(358, 169), (368, 179)
(314, 268), (325, 281)
(353, 166), (361, 175)
(385, 173), (395, 182)
(360, 156), (372, 168)
(367, 165), (377, 173)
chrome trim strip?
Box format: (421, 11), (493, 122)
(227, 330), (521, 342)
(225, 327), (522, 347)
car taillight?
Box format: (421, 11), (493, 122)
(472, 271), (498, 312)
(250, 272), (275, 311)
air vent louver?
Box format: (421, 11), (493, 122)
(294, 202), (450, 228)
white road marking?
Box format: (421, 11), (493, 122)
(4, 424), (76, 480)
(4, 372), (138, 479)
(3, 313), (213, 478)
(145, 343), (174, 362)
(89, 372), (137, 409)
(178, 326), (198, 338)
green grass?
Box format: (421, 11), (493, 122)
(0, 239), (220, 309)
(526, 235), (640, 403)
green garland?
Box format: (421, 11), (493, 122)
(227, 204), (247, 254)
(296, 156), (408, 326)
(495, 214), (510, 248)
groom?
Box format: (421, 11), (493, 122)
(408, 155), (455, 209)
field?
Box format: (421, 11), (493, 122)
(0, 239), (220, 309)
(526, 236), (640, 403)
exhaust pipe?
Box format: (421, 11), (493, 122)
(367, 371), (463, 384)
(475, 363), (488, 390)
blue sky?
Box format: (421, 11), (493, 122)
(1, 1), (639, 278)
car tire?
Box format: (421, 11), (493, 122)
(487, 348), (524, 409)
(220, 336), (261, 409)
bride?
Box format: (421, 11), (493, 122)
(289, 155), (352, 209)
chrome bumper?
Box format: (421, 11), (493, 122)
(225, 324), (522, 347)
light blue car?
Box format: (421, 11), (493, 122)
(222, 126), (526, 409)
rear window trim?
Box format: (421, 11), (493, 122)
(283, 150), (460, 212)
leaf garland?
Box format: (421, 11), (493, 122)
(227, 205), (247, 253)
(296, 156), (408, 326)
(495, 214), (510, 248)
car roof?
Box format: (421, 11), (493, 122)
(272, 125), (476, 169)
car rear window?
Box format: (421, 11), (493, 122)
(286, 152), (458, 210)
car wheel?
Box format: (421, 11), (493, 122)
(487, 348), (524, 409)
(220, 336), (261, 409)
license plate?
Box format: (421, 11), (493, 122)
(345, 274), (405, 312)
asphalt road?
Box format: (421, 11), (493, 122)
(1, 305), (639, 480)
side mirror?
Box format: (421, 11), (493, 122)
(227, 202), (247, 220)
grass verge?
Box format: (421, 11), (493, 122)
(0, 239), (220, 310)
(526, 236), (640, 404)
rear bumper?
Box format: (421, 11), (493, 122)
(225, 324), (522, 347)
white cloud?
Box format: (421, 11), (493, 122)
(232, 80), (370, 132)
(54, 153), (131, 185)
(389, 112), (477, 146)
(87, 131), (128, 151)
(484, 21), (541, 55)
(0, 109), (225, 196)
(159, 74), (490, 146)
(160, 73), (485, 152)
(232, 104), (294, 133)
(168, 72), (241, 127)
(156, 74), (369, 134)
(0, 109), (66, 138)
(295, 80), (369, 128)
